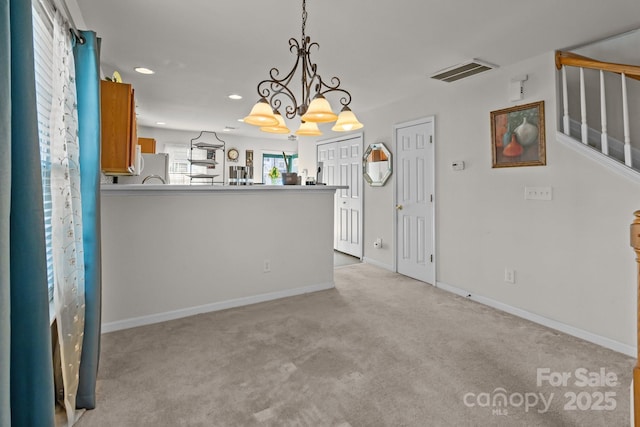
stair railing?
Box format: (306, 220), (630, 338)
(555, 51), (640, 168)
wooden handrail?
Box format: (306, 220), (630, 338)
(631, 211), (640, 426)
(556, 51), (640, 82)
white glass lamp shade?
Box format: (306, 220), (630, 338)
(260, 111), (290, 134)
(244, 98), (278, 126)
(295, 121), (323, 136)
(332, 106), (364, 132)
(301, 94), (338, 123)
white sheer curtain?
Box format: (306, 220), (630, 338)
(51, 11), (86, 426)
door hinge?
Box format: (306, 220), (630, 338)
(430, 254), (433, 263)
(430, 135), (433, 144)
(430, 194), (433, 202)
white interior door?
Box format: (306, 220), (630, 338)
(336, 136), (362, 257)
(395, 118), (435, 284)
(317, 143), (336, 186)
(317, 134), (363, 258)
(318, 142), (338, 248)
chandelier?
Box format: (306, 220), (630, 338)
(243, 0), (363, 136)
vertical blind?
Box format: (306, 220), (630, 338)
(32, 1), (55, 302)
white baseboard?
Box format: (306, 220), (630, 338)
(362, 257), (394, 271)
(102, 281), (335, 334)
(436, 281), (635, 357)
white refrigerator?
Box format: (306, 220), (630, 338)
(118, 153), (170, 184)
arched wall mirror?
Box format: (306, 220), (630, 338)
(363, 142), (392, 186)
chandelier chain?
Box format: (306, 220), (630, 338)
(302, 0), (307, 41)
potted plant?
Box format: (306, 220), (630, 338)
(268, 166), (280, 184)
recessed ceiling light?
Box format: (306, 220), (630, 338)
(135, 67), (155, 75)
(237, 118), (245, 122)
(156, 121), (166, 125)
(228, 94), (243, 100)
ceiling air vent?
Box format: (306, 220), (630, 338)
(430, 59), (497, 83)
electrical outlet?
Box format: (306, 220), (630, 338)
(524, 186), (552, 201)
(504, 268), (515, 284)
(263, 260), (271, 273)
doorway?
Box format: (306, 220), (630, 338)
(317, 133), (363, 259)
(395, 117), (435, 284)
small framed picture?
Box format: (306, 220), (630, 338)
(490, 101), (546, 168)
(246, 150), (253, 167)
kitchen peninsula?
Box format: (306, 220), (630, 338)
(100, 185), (343, 332)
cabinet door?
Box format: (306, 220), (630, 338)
(138, 137), (156, 154)
(101, 80), (136, 174)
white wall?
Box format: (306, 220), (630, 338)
(299, 51), (639, 353)
(101, 187), (336, 331)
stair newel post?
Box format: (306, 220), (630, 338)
(631, 210), (640, 426)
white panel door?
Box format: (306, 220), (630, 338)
(317, 143), (336, 186)
(335, 136), (362, 257)
(317, 135), (363, 258)
(318, 142), (338, 248)
(396, 119), (435, 284)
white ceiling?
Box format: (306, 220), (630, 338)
(72, 0), (640, 140)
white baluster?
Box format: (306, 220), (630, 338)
(580, 68), (588, 144)
(622, 72), (632, 167)
(600, 70), (609, 155)
(562, 66), (570, 134)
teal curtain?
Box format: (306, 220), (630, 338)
(74, 30), (102, 410)
(1, 0), (56, 425)
(0, 0), (11, 425)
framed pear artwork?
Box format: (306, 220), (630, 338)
(490, 101), (546, 168)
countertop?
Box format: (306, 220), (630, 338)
(101, 184), (347, 194)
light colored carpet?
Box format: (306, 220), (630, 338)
(333, 251), (361, 268)
(76, 263), (634, 426)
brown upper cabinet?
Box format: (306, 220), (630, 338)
(138, 137), (156, 154)
(100, 80), (137, 175)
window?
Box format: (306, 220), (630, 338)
(32, 1), (55, 302)
(262, 153), (297, 184)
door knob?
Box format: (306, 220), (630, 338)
(396, 204), (403, 210)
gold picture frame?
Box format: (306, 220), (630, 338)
(490, 101), (546, 168)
